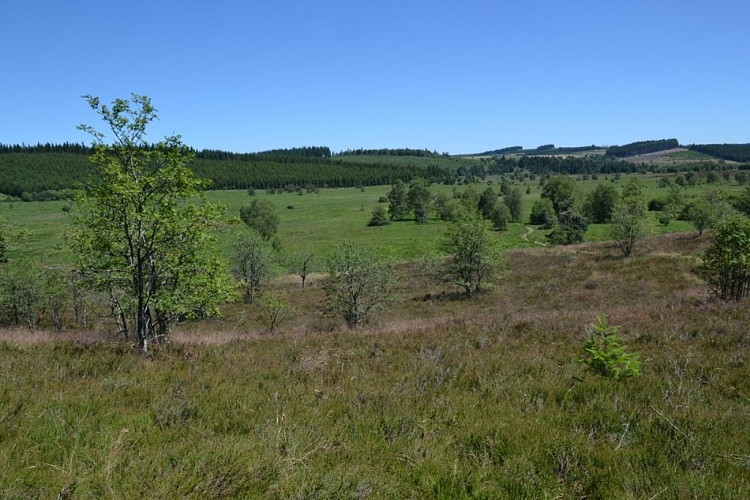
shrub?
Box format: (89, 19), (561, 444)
(441, 208), (506, 297)
(580, 316), (641, 379)
(530, 199), (556, 227)
(322, 242), (397, 328)
(240, 199), (280, 241)
(368, 205), (390, 226)
(697, 215), (750, 301)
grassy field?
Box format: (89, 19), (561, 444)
(1, 172), (746, 266)
(1, 232), (749, 497)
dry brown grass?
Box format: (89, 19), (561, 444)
(0, 231), (718, 347)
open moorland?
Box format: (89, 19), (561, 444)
(1, 135), (750, 497)
(2, 231), (750, 497)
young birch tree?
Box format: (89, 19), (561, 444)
(74, 94), (233, 352)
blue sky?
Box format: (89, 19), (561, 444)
(2, 0), (748, 154)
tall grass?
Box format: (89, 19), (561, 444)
(2, 232), (749, 497)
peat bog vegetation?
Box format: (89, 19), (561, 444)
(2, 234), (750, 497)
(2, 103), (750, 495)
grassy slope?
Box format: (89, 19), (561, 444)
(2, 173), (747, 265)
(1, 233), (749, 497)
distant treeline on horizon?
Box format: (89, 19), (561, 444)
(1, 140), (749, 200)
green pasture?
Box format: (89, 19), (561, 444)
(0, 172), (746, 266)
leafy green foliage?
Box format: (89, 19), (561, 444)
(387, 180), (409, 221)
(239, 199), (280, 240)
(322, 242), (397, 327)
(477, 187), (497, 220)
(541, 175), (578, 215)
(697, 215), (750, 301)
(583, 184), (620, 223)
(73, 94), (232, 350)
(547, 204), (589, 245)
(407, 178), (432, 224)
(490, 204), (511, 231)
(232, 229), (275, 304)
(440, 208), (506, 296)
(503, 187), (523, 222)
(530, 198), (556, 227)
(580, 316), (641, 379)
(610, 195), (650, 257)
(368, 205), (390, 226)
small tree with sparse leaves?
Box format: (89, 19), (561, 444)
(322, 242), (397, 328)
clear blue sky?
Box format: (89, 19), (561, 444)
(2, 0), (748, 154)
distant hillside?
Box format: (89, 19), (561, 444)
(0, 144), (450, 198)
(605, 139), (679, 158)
(475, 146), (523, 156)
(688, 143), (750, 163)
(472, 145), (603, 157)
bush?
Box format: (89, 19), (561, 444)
(322, 242), (397, 327)
(580, 316), (641, 379)
(648, 198), (667, 211)
(697, 215), (750, 301)
(530, 199), (556, 227)
(368, 205), (390, 226)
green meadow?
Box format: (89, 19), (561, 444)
(1, 172), (745, 265)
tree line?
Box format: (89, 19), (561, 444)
(335, 148), (446, 157)
(688, 143), (750, 163)
(0, 148), (446, 197)
(605, 139), (679, 157)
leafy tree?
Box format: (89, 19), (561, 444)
(735, 171), (749, 185)
(683, 190), (734, 236)
(547, 203), (589, 245)
(734, 186), (750, 216)
(529, 199), (556, 228)
(490, 204), (511, 231)
(322, 242), (397, 328)
(499, 177), (511, 196)
(368, 205), (390, 226)
(697, 215), (750, 301)
(541, 175), (578, 215)
(583, 184), (619, 223)
(387, 180), (409, 221)
(441, 208), (506, 297)
(504, 187), (523, 223)
(459, 186), (481, 209)
(233, 229), (275, 303)
(665, 184), (686, 217)
(434, 191), (457, 221)
(686, 199), (715, 236)
(239, 199), (279, 241)
(407, 178), (432, 224)
(610, 195), (649, 257)
(621, 178), (644, 199)
(0, 259), (46, 331)
(478, 187), (497, 219)
(74, 94), (231, 351)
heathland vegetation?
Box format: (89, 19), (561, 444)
(1, 95), (750, 496)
